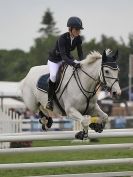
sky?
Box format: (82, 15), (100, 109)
(0, 0), (133, 52)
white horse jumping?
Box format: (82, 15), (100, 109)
(20, 49), (121, 140)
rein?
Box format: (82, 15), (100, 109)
(57, 66), (101, 115)
(58, 69), (75, 100)
(74, 68), (101, 114)
(56, 61), (119, 115)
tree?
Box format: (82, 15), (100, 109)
(0, 49), (29, 81)
(39, 8), (59, 37)
(98, 35), (118, 50)
(29, 35), (58, 66)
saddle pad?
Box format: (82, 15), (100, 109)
(37, 73), (50, 92)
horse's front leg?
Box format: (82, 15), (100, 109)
(89, 103), (108, 132)
(66, 107), (90, 140)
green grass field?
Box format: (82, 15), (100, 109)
(0, 137), (133, 177)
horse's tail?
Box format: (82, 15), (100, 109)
(19, 78), (25, 89)
(19, 79), (25, 97)
(19, 66), (38, 98)
(19, 74), (38, 112)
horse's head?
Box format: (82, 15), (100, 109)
(100, 49), (121, 98)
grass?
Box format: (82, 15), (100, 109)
(32, 137), (133, 147)
(0, 137), (132, 177)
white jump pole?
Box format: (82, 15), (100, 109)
(0, 129), (133, 136)
(0, 158), (133, 170)
(0, 131), (133, 142)
(27, 171), (133, 177)
(0, 143), (132, 154)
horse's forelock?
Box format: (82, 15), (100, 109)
(105, 49), (112, 56)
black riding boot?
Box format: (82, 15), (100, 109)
(46, 80), (55, 111)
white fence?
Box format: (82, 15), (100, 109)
(0, 158), (133, 170)
(0, 130), (133, 177)
(0, 130), (133, 142)
(0, 108), (22, 148)
(0, 106), (133, 175)
(28, 171), (133, 177)
(74, 115), (133, 131)
(0, 108), (22, 133)
(0, 143), (132, 154)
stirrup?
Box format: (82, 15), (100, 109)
(46, 100), (53, 111)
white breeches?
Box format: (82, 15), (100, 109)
(48, 60), (63, 83)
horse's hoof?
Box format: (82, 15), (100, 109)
(75, 130), (88, 140)
(39, 118), (43, 124)
(39, 111), (44, 118)
(46, 117), (53, 128)
(89, 123), (104, 133)
(39, 117), (53, 131)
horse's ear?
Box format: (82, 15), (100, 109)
(113, 50), (118, 60)
(102, 50), (107, 63)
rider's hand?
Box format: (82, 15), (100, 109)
(73, 62), (81, 69)
(74, 59), (80, 64)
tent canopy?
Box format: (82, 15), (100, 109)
(0, 81), (21, 98)
(1, 98), (25, 109)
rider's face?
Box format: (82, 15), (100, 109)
(70, 28), (81, 37)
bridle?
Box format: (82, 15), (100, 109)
(72, 62), (119, 114)
(73, 61), (119, 97)
(100, 62), (119, 92)
(56, 61), (119, 115)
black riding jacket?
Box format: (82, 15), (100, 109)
(48, 32), (83, 66)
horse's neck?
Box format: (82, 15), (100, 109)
(80, 59), (102, 91)
(58, 60), (102, 97)
(83, 59), (101, 79)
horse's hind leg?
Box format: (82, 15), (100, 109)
(38, 105), (53, 131)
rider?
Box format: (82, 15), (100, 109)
(46, 16), (84, 111)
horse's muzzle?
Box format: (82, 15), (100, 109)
(112, 91), (121, 98)
(112, 91), (117, 97)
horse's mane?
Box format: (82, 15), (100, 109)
(81, 49), (112, 64)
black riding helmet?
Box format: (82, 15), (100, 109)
(67, 16), (84, 30)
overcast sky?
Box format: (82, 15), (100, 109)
(0, 0), (133, 51)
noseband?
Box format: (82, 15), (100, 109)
(101, 62), (119, 92)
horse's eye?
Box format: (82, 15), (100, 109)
(105, 70), (109, 74)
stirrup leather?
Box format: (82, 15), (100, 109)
(46, 100), (53, 111)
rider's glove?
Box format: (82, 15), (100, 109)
(73, 62), (81, 69)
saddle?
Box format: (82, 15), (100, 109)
(37, 63), (68, 93)
(37, 63), (68, 116)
